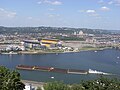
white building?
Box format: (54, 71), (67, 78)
(24, 84), (37, 90)
(79, 31), (84, 35)
(24, 84), (32, 90)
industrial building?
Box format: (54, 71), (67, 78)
(40, 39), (62, 48)
(23, 39), (62, 49)
(23, 40), (40, 49)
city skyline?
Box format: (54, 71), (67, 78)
(0, 0), (120, 30)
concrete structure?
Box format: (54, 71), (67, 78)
(23, 39), (62, 49)
(23, 40), (40, 49)
(40, 39), (62, 48)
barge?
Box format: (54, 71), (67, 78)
(16, 65), (111, 75)
(16, 65), (88, 75)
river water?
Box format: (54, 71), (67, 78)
(0, 49), (120, 83)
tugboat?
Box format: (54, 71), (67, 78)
(16, 65), (111, 75)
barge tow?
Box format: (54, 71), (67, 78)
(16, 65), (88, 75)
(16, 65), (111, 75)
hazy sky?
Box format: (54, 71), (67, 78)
(0, 0), (120, 30)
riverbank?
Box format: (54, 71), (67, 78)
(22, 80), (44, 90)
(22, 80), (44, 86)
(0, 47), (112, 55)
(79, 47), (112, 51)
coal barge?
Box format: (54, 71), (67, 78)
(16, 65), (88, 75)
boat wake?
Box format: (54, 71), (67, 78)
(88, 69), (112, 75)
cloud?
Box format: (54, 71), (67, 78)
(115, 0), (120, 3)
(108, 1), (113, 4)
(78, 8), (106, 20)
(50, 1), (62, 5)
(47, 13), (60, 18)
(98, 0), (120, 6)
(107, 0), (120, 6)
(85, 9), (100, 18)
(48, 8), (55, 11)
(77, 10), (85, 13)
(0, 8), (16, 18)
(7, 13), (16, 18)
(90, 13), (99, 17)
(114, 0), (120, 5)
(0, 8), (4, 11)
(48, 14), (54, 17)
(38, 0), (62, 5)
(86, 10), (96, 13)
(78, 9), (100, 18)
(27, 17), (33, 20)
(100, 6), (110, 11)
(37, 1), (42, 4)
(98, 0), (104, 4)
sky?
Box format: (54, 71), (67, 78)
(0, 0), (120, 30)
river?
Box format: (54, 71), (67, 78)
(0, 49), (120, 83)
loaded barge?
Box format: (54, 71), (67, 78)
(16, 65), (88, 75)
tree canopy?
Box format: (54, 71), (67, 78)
(43, 77), (120, 90)
(0, 66), (25, 90)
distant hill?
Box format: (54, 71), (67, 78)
(0, 26), (112, 34)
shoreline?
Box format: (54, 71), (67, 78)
(21, 80), (44, 89)
(0, 47), (112, 55)
(79, 47), (112, 51)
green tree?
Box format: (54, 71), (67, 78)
(43, 77), (120, 90)
(71, 84), (85, 90)
(81, 77), (120, 90)
(43, 81), (70, 90)
(37, 87), (42, 90)
(0, 66), (25, 90)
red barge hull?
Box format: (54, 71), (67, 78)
(16, 65), (88, 74)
